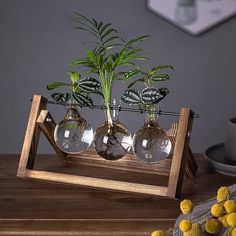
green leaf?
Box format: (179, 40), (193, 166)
(128, 78), (145, 88)
(99, 23), (112, 35)
(151, 74), (170, 82)
(72, 93), (93, 107)
(126, 35), (150, 47)
(153, 88), (169, 104)
(73, 12), (94, 25)
(150, 65), (174, 75)
(121, 89), (141, 105)
(103, 36), (121, 45)
(47, 82), (69, 90)
(119, 70), (140, 81)
(78, 77), (101, 91)
(51, 93), (70, 102)
(97, 21), (103, 30)
(68, 71), (80, 83)
(141, 87), (162, 105)
(101, 28), (117, 40)
(158, 88), (169, 97)
(92, 18), (98, 27)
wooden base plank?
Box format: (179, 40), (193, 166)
(24, 169), (168, 197)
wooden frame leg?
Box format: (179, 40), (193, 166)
(185, 148), (198, 179)
(37, 110), (67, 163)
(17, 95), (47, 177)
(167, 108), (194, 198)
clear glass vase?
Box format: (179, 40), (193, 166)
(54, 106), (93, 154)
(94, 99), (132, 160)
(132, 106), (172, 164)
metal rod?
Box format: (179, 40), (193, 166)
(45, 100), (199, 118)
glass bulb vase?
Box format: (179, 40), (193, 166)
(94, 100), (132, 161)
(94, 121), (132, 160)
(54, 106), (93, 154)
(132, 108), (172, 164)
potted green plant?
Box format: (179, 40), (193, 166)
(70, 12), (149, 160)
(47, 71), (101, 153)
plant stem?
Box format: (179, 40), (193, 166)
(99, 71), (114, 127)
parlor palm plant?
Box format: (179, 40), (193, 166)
(70, 12), (149, 127)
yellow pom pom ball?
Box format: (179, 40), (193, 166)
(180, 199), (194, 214)
(205, 218), (221, 234)
(217, 186), (230, 203)
(151, 230), (164, 236)
(210, 203), (224, 217)
(218, 214), (230, 227)
(179, 219), (192, 232)
(228, 227), (236, 236)
(183, 223), (202, 236)
(227, 213), (236, 227)
(224, 200), (236, 214)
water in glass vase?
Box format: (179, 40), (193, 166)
(94, 99), (132, 160)
(54, 106), (93, 154)
(133, 106), (172, 164)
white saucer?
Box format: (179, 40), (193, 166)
(204, 143), (236, 177)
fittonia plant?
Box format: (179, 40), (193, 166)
(47, 71), (101, 106)
(70, 12), (149, 127)
(121, 65), (174, 114)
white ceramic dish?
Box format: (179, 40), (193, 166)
(204, 143), (236, 177)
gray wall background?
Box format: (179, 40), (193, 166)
(0, 0), (236, 154)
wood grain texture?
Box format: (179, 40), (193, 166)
(17, 95), (47, 177)
(167, 108), (193, 198)
(68, 150), (172, 176)
(24, 169), (168, 197)
(185, 148), (198, 179)
(1, 154), (236, 235)
(36, 110), (67, 162)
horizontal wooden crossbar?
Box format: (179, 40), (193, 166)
(24, 169), (169, 197)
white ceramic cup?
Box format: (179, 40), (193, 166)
(225, 117), (236, 162)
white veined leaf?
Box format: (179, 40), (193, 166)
(152, 88), (170, 104)
(51, 93), (70, 103)
(78, 77), (101, 91)
(121, 89), (141, 105)
(72, 93), (93, 107)
(151, 74), (169, 82)
(141, 87), (162, 105)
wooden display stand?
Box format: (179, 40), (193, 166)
(17, 95), (198, 199)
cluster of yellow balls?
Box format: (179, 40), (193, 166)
(179, 186), (236, 236)
(150, 186), (236, 236)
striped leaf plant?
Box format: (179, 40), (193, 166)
(121, 65), (173, 111)
(47, 71), (101, 107)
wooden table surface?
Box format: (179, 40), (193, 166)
(0, 154), (235, 236)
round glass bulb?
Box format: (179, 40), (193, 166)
(94, 121), (132, 160)
(133, 122), (172, 164)
(54, 107), (93, 154)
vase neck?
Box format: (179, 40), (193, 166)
(65, 106), (80, 120)
(105, 99), (119, 124)
(145, 106), (158, 124)
(111, 99), (119, 122)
